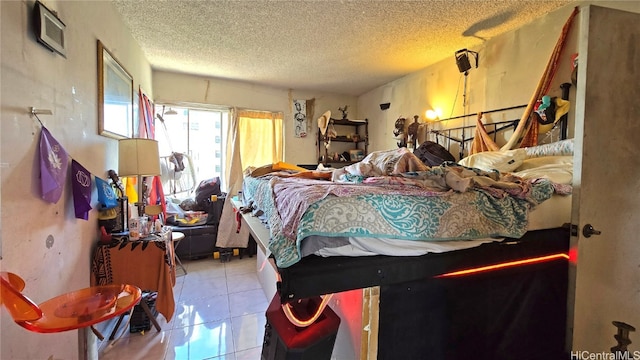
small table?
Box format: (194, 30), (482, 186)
(91, 234), (176, 322)
(172, 232), (187, 276)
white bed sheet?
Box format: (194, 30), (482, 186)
(313, 237), (496, 257)
(527, 193), (572, 231)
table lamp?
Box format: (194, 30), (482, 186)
(118, 138), (161, 216)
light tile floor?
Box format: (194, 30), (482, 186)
(98, 255), (267, 360)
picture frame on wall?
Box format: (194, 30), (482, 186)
(98, 40), (134, 139)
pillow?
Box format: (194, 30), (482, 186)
(524, 139), (574, 158)
(512, 164), (573, 185)
(458, 149), (526, 172)
(512, 155), (573, 185)
(515, 155), (573, 171)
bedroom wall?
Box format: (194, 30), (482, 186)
(152, 70), (357, 167)
(0, 1), (152, 359)
(357, 1), (640, 157)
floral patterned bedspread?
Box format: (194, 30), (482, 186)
(243, 162), (568, 268)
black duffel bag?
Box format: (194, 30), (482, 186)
(194, 177), (222, 208)
(414, 141), (456, 166)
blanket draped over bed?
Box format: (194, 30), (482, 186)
(243, 152), (570, 268)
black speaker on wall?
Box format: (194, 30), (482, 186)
(455, 48), (479, 74)
(380, 102), (391, 110)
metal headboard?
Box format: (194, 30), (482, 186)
(430, 117), (522, 160)
(431, 83), (571, 160)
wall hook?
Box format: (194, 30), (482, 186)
(29, 107), (52, 127)
(30, 107), (53, 115)
(611, 321), (635, 355)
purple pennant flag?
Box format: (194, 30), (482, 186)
(71, 160), (93, 220)
(39, 127), (70, 204)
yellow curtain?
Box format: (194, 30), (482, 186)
(237, 110), (283, 169)
(224, 108), (283, 197)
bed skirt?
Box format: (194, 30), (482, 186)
(377, 256), (568, 359)
(277, 226), (569, 303)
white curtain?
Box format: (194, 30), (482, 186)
(217, 107), (283, 249)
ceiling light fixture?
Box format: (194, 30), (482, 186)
(164, 107), (178, 115)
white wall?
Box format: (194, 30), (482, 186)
(0, 1), (151, 359)
(153, 71), (357, 167)
(358, 1), (640, 157)
(358, 4), (578, 155)
(3, 1), (639, 359)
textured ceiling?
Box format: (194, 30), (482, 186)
(113, 0), (572, 96)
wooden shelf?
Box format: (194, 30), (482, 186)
(324, 160), (357, 166)
(318, 118), (368, 166)
(331, 118), (368, 126)
(330, 136), (367, 143)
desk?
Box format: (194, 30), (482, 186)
(91, 236), (176, 322)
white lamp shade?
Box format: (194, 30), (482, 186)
(118, 138), (161, 177)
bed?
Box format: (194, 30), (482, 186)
(241, 139), (574, 359)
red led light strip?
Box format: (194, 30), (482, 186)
(434, 253), (569, 278)
(281, 294), (334, 327)
(275, 269), (334, 327)
(277, 253), (569, 326)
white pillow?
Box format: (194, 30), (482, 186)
(458, 149), (526, 172)
(516, 155), (573, 171)
(512, 164), (573, 185)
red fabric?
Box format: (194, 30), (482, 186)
(137, 88), (166, 219)
(138, 88), (155, 139)
(148, 175), (167, 223)
(470, 112), (500, 155)
(233, 208), (242, 233)
(520, 6), (578, 148)
(501, 6), (579, 150)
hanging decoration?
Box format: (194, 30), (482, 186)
(71, 160), (93, 220)
(95, 176), (119, 209)
(39, 126), (70, 204)
(293, 99), (307, 138)
(33, 114), (113, 221)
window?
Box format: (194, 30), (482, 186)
(155, 105), (283, 198)
(155, 106), (228, 198)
